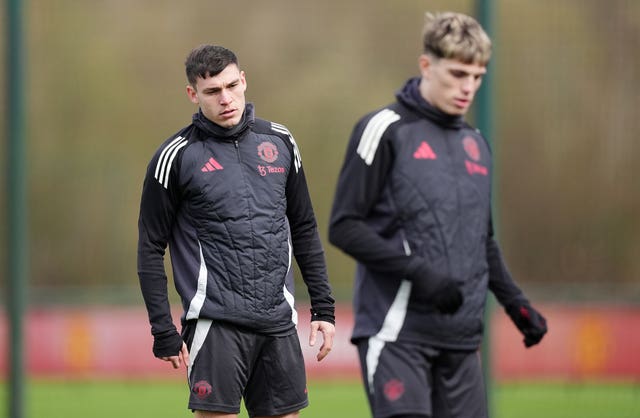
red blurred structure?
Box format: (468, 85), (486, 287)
(0, 304), (638, 381)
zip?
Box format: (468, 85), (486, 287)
(441, 130), (456, 276)
(234, 140), (241, 161)
(233, 138), (257, 312)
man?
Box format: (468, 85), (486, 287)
(137, 45), (335, 418)
(329, 12), (547, 418)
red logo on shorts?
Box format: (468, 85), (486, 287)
(383, 379), (405, 402)
(192, 380), (213, 400)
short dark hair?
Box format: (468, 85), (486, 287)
(185, 45), (239, 86)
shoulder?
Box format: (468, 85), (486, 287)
(253, 118), (294, 143)
(350, 105), (405, 165)
(151, 125), (199, 160)
(463, 123), (493, 154)
(146, 125), (200, 186)
(253, 118), (302, 170)
(360, 104), (403, 127)
(354, 103), (411, 141)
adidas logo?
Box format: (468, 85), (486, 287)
(413, 141), (437, 160)
(201, 157), (223, 172)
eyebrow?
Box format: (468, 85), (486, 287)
(202, 77), (240, 93)
(449, 67), (487, 76)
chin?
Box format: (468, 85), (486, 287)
(451, 107), (469, 116)
(219, 119), (239, 128)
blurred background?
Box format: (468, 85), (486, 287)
(1, 0), (639, 416)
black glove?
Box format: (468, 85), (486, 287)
(429, 280), (464, 314)
(506, 302), (548, 347)
(406, 259), (463, 314)
(152, 329), (184, 358)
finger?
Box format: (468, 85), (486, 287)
(317, 339), (333, 362)
(316, 327), (335, 362)
(309, 323), (319, 347)
(172, 356), (182, 369)
(181, 343), (191, 368)
(317, 343), (332, 361)
(161, 356), (181, 369)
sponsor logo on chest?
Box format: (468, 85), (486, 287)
(462, 136), (488, 176)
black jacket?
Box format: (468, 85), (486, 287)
(138, 104), (334, 356)
(329, 78), (527, 350)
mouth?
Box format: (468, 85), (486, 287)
(453, 98), (470, 108)
(220, 108), (236, 118)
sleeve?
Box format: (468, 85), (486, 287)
(328, 111), (424, 279)
(137, 141), (185, 357)
(283, 131), (335, 324)
(486, 219), (529, 307)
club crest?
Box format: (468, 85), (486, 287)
(258, 142), (279, 163)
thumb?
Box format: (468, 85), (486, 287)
(180, 343), (190, 368)
(169, 356), (181, 369)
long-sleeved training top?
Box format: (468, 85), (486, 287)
(329, 78), (527, 350)
(138, 104), (334, 356)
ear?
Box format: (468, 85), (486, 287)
(186, 84), (199, 104)
(418, 54), (433, 79)
(240, 70), (247, 92)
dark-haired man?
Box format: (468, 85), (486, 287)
(138, 44), (335, 418)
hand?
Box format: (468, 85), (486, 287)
(430, 281), (464, 314)
(161, 342), (190, 369)
(407, 260), (463, 314)
(309, 320), (335, 361)
(506, 303), (548, 347)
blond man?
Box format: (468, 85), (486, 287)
(329, 12), (546, 418)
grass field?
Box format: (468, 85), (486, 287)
(1, 379), (639, 417)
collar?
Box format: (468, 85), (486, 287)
(395, 77), (464, 129)
(192, 103), (255, 141)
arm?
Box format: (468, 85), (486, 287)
(283, 131), (336, 360)
(328, 113), (409, 275)
(137, 142), (185, 360)
(487, 220), (547, 347)
(328, 111), (462, 313)
(486, 220), (527, 307)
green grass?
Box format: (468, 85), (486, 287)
(495, 381), (639, 418)
(1, 379), (639, 417)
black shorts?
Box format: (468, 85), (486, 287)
(356, 337), (487, 418)
(183, 319), (309, 416)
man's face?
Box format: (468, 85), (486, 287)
(419, 55), (486, 116)
(186, 63), (247, 128)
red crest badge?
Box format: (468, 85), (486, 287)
(383, 379), (405, 402)
(192, 380), (213, 400)
(462, 136), (481, 162)
(258, 142), (279, 163)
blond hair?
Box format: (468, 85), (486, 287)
(422, 12), (492, 65)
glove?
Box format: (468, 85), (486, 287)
(430, 280), (464, 314)
(406, 259), (464, 314)
(506, 302), (548, 347)
(152, 329), (184, 358)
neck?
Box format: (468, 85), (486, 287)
(419, 78), (434, 107)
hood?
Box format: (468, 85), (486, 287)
(395, 77), (464, 129)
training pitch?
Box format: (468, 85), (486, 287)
(1, 379), (638, 417)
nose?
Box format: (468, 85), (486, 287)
(219, 89), (232, 105)
(461, 76), (475, 94)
